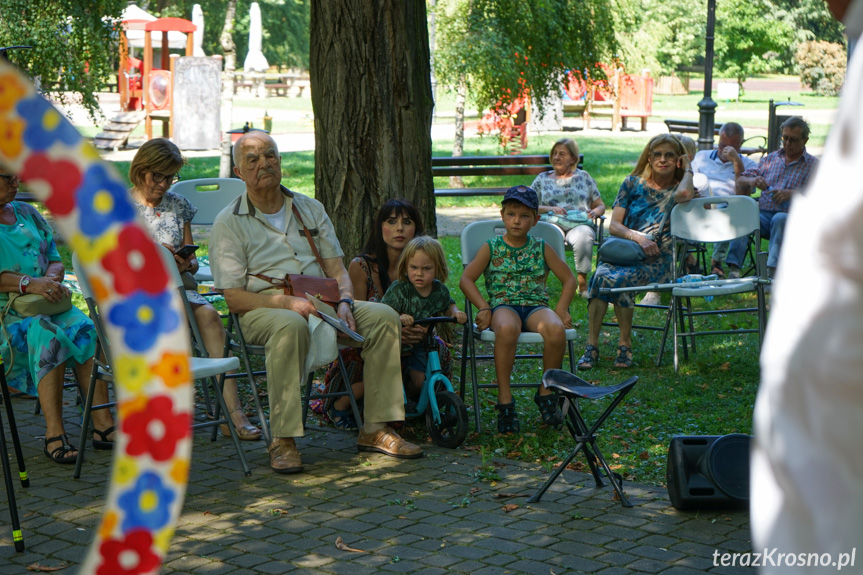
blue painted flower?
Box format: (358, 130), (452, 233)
(107, 291), (179, 352)
(6, 319), (32, 352)
(16, 96), (80, 151)
(76, 164), (135, 237)
(118, 471), (176, 533)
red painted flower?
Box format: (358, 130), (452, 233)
(122, 395), (191, 462)
(101, 225), (169, 295)
(20, 154), (81, 216)
(97, 529), (160, 575)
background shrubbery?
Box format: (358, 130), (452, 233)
(796, 40), (847, 96)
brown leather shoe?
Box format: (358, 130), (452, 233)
(357, 425), (423, 459)
(268, 438), (303, 474)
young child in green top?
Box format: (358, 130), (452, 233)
(381, 236), (467, 398)
(459, 186), (577, 434)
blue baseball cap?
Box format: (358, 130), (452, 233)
(503, 185), (539, 209)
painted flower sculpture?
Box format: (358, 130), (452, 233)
(0, 61), (192, 574)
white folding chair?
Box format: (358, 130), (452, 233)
(656, 196), (769, 371)
(72, 251), (251, 477)
(168, 178), (246, 282)
(459, 220), (578, 432)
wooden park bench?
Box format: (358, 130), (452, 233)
(432, 154), (582, 197)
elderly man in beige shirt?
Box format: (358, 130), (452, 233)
(210, 131), (421, 474)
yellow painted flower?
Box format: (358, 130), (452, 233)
(0, 116), (24, 158)
(154, 526), (175, 552)
(0, 73), (27, 112)
(151, 352), (190, 389)
(118, 395), (149, 421)
(114, 355), (152, 393)
(68, 230), (119, 264)
(170, 459), (190, 484)
(98, 511), (119, 541)
(114, 455), (139, 485)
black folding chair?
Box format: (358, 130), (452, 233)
(527, 369), (639, 507)
(0, 370), (28, 551)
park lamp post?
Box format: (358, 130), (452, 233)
(698, 0), (717, 151)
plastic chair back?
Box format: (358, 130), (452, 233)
(670, 196), (759, 244)
(169, 178), (246, 225)
(460, 220), (565, 265)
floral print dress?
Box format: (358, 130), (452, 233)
(0, 202), (96, 396)
(133, 191), (207, 305)
(588, 176), (677, 308)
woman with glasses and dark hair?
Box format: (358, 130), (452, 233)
(0, 166), (116, 463)
(578, 134), (695, 370)
(129, 138), (261, 440)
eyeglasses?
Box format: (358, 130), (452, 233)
(150, 172), (180, 184)
(0, 174), (19, 182)
(781, 136), (803, 144)
(650, 151), (678, 161)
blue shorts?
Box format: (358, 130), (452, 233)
(492, 304), (546, 330)
(406, 346), (428, 374)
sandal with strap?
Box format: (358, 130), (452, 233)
(44, 434), (77, 464)
(577, 345), (599, 370)
(220, 409), (263, 441)
(327, 405), (358, 431)
(614, 345), (633, 369)
(711, 263), (726, 279)
(496, 401), (520, 434)
(92, 426), (116, 451)
(534, 390), (563, 429)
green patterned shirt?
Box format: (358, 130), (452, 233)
(483, 236), (549, 307)
(381, 279), (455, 320)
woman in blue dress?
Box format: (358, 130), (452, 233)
(578, 134), (695, 369)
(0, 170), (115, 463)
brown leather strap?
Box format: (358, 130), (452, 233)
(250, 273), (286, 286)
(291, 204), (327, 270)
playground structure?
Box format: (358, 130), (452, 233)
(477, 65), (655, 152)
(97, 15), (221, 150)
(563, 66), (654, 132)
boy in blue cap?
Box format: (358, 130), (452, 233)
(460, 185), (577, 433)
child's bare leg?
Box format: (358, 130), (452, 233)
(525, 308), (566, 397)
(405, 369), (425, 400)
(491, 308), (521, 404)
(333, 381), (364, 412)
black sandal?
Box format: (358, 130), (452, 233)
(614, 345), (633, 368)
(496, 401), (520, 434)
(534, 390), (563, 429)
(44, 434), (77, 464)
(92, 426), (116, 451)
(577, 345), (599, 370)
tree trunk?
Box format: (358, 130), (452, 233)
(449, 76), (466, 188)
(219, 0), (238, 178)
(310, 0), (435, 262)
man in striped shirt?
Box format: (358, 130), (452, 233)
(726, 116), (819, 280)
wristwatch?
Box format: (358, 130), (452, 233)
(19, 275), (30, 293)
(338, 298), (354, 312)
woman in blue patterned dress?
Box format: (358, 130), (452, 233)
(578, 134), (695, 369)
(531, 138), (605, 297)
(129, 139), (261, 440)
(0, 170), (115, 463)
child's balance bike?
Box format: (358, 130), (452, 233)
(405, 317), (469, 448)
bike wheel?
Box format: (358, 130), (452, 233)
(426, 390), (468, 448)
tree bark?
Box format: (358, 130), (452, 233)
(310, 0), (435, 262)
(449, 76), (466, 189)
(219, 0), (238, 178)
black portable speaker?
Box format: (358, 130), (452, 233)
(666, 434), (752, 510)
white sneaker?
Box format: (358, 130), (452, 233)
(640, 292), (662, 306)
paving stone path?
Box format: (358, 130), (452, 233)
(0, 392), (753, 574)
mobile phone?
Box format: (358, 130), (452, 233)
(175, 244), (199, 259)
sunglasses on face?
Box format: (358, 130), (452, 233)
(650, 151), (678, 161)
(150, 171), (180, 184)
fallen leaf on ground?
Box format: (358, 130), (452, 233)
(720, 362), (731, 370)
(26, 563), (69, 572)
(502, 504), (519, 512)
(493, 493), (528, 499)
(335, 536), (366, 553)
(470, 487), (481, 495)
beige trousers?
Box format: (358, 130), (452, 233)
(239, 300), (404, 438)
